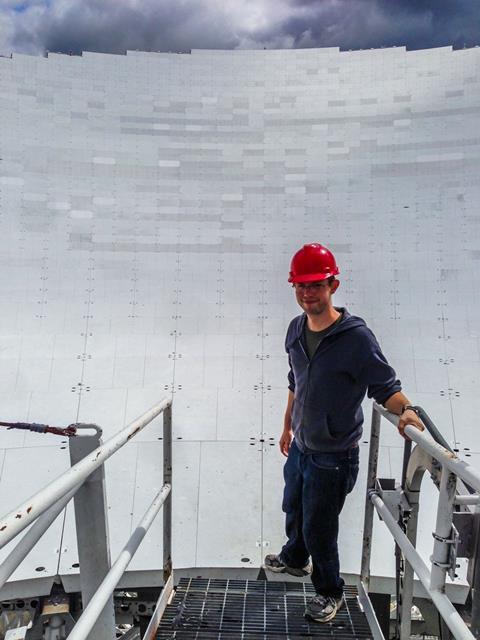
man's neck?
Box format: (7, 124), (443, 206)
(306, 307), (341, 332)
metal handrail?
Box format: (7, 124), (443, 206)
(361, 402), (478, 640)
(399, 405), (452, 490)
(0, 485), (80, 591)
(68, 484), (171, 640)
(0, 398), (171, 548)
(374, 402), (480, 491)
(414, 405), (454, 453)
(0, 397), (173, 640)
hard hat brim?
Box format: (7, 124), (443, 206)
(288, 269), (339, 283)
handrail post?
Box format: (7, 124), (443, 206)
(470, 504), (480, 638)
(396, 440), (414, 640)
(398, 485), (420, 640)
(69, 425), (115, 640)
(139, 403), (174, 640)
(361, 404), (381, 588)
(430, 468), (457, 592)
(163, 404), (173, 582)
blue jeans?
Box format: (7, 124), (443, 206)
(279, 439), (359, 597)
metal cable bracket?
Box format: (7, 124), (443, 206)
(431, 559), (452, 569)
(432, 531), (456, 544)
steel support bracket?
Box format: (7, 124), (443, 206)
(374, 478), (412, 522)
(26, 591), (76, 639)
(452, 511), (475, 558)
(430, 459), (442, 488)
(431, 526), (460, 581)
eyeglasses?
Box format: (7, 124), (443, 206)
(293, 282), (331, 291)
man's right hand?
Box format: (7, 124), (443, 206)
(279, 428), (293, 457)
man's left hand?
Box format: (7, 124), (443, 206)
(397, 409), (424, 440)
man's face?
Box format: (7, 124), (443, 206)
(293, 279), (338, 315)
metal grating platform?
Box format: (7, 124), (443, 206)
(156, 578), (373, 639)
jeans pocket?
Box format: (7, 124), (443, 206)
(310, 453), (341, 471)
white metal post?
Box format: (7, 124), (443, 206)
(138, 404), (174, 640)
(69, 427), (115, 640)
(399, 486), (419, 640)
(361, 405), (381, 588)
(163, 404), (172, 582)
(430, 468), (457, 593)
(398, 444), (432, 640)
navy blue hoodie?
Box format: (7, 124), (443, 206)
(286, 308), (401, 453)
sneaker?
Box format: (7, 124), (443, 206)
(305, 593), (344, 623)
(264, 554), (312, 577)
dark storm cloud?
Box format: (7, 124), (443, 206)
(1, 0), (479, 56)
(6, 0), (240, 56)
(274, 0), (480, 50)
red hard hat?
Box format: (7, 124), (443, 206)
(288, 243), (339, 283)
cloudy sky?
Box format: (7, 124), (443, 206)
(0, 0), (479, 57)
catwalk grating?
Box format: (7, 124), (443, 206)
(156, 578), (373, 639)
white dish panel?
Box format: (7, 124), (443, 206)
(0, 46), (477, 601)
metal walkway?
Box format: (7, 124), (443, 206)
(156, 578), (373, 639)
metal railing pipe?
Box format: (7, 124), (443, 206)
(360, 405), (381, 586)
(68, 483), (171, 640)
(0, 397), (171, 549)
(0, 485), (79, 591)
(371, 493), (475, 640)
(372, 402), (453, 452)
(455, 495), (480, 506)
(371, 402), (402, 426)
(404, 425), (480, 494)
(372, 403), (480, 493)
(415, 406), (453, 453)
(141, 573), (174, 640)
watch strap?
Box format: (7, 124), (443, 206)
(402, 404), (420, 415)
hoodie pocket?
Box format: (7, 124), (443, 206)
(302, 412), (338, 450)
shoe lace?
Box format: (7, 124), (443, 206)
(312, 594), (335, 608)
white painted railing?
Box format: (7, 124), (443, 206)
(0, 398), (173, 640)
(361, 402), (479, 640)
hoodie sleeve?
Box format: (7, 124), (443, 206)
(285, 321), (296, 392)
(287, 353), (295, 392)
(356, 330), (402, 405)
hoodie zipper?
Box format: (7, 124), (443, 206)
(298, 326), (335, 430)
(298, 335), (311, 427)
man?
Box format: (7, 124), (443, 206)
(264, 243), (423, 623)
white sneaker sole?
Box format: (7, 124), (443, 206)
(264, 564), (312, 577)
(305, 599), (343, 623)
(305, 607), (337, 623)
(264, 564), (286, 573)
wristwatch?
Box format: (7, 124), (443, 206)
(402, 404), (420, 415)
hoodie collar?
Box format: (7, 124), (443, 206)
(293, 306), (367, 341)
